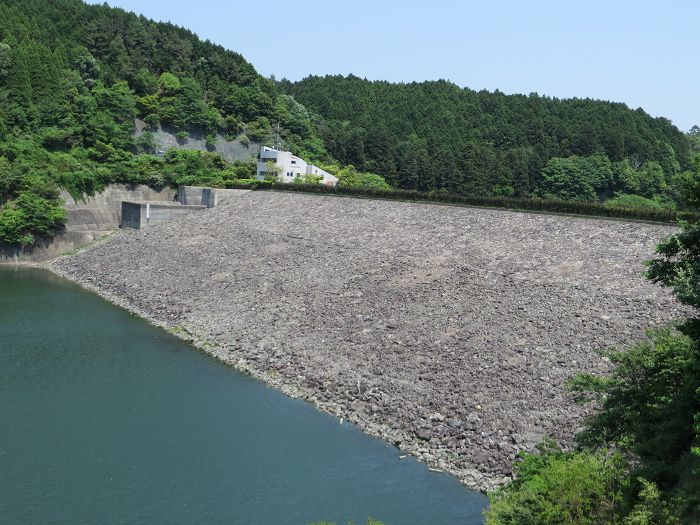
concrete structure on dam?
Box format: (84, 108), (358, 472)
(120, 185), (252, 229)
(120, 201), (207, 229)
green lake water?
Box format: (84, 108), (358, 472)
(0, 268), (487, 524)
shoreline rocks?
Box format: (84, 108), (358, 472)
(51, 193), (688, 493)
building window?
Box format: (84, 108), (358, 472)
(291, 160), (296, 164)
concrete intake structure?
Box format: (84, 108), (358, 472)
(121, 201), (206, 229)
(121, 186), (251, 229)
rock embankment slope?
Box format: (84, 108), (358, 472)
(52, 192), (687, 491)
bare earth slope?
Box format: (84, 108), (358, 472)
(52, 193), (687, 491)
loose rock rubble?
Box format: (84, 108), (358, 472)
(52, 192), (688, 492)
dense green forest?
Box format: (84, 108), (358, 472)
(1, 0), (698, 247)
(283, 75), (698, 206)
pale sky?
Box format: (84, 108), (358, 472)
(86, 0), (699, 132)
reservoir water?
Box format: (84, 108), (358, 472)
(0, 268), (487, 524)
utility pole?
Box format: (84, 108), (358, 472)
(276, 122), (281, 150)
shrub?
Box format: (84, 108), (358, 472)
(135, 131), (157, 154)
(0, 192), (66, 246)
(14, 192), (66, 238)
(205, 133), (217, 151)
(143, 113), (159, 130)
(605, 194), (664, 209)
(246, 117), (269, 142)
(223, 115), (242, 139)
(570, 328), (700, 519)
(486, 442), (628, 525)
(0, 205), (31, 245)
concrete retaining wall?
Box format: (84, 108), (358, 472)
(0, 184), (177, 264)
(0, 230), (109, 264)
(62, 185), (175, 231)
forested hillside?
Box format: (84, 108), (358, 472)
(1, 0), (698, 246)
(0, 0), (330, 245)
(0, 0), (326, 153)
(283, 75), (696, 205)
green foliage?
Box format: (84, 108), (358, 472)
(158, 72), (181, 95)
(0, 191), (65, 245)
(605, 194), (664, 209)
(486, 443), (628, 525)
(284, 75), (690, 200)
(246, 116), (270, 142)
(143, 113), (159, 130)
(673, 155), (700, 210)
(223, 114), (242, 139)
(321, 164), (391, 190)
(224, 81), (275, 122)
(161, 149), (225, 187)
(688, 128), (700, 156)
(0, 205), (32, 245)
(536, 154), (613, 201)
(205, 132), (217, 151)
(292, 173), (323, 185)
(0, 0), (332, 245)
(571, 329), (699, 485)
(134, 131), (156, 154)
(566, 327), (700, 523)
(131, 68), (158, 96)
(534, 155), (680, 206)
(623, 478), (681, 525)
(12, 192), (65, 237)
(646, 222), (700, 309)
(487, 266), (700, 524)
(636, 161), (667, 198)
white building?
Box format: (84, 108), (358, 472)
(256, 146), (339, 187)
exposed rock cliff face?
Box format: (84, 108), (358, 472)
(52, 193), (687, 491)
(134, 119), (260, 163)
